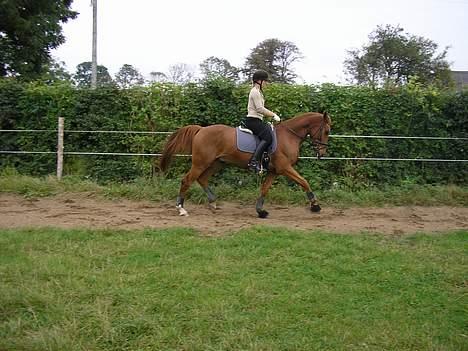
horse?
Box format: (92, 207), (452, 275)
(159, 112), (331, 217)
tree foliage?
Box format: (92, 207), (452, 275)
(73, 61), (114, 88)
(244, 38), (303, 83)
(167, 63), (195, 84)
(199, 56), (239, 81)
(149, 71), (168, 83)
(0, 0), (77, 79)
(115, 64), (145, 88)
(37, 58), (72, 84)
(344, 25), (452, 87)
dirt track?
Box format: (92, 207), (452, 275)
(0, 193), (467, 235)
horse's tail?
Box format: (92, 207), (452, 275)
(159, 125), (203, 172)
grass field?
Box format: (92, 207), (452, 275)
(1, 227), (466, 350)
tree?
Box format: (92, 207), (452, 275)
(73, 61), (115, 88)
(167, 63), (195, 84)
(344, 25), (452, 87)
(149, 71), (168, 83)
(199, 56), (239, 81)
(115, 64), (145, 88)
(0, 0), (77, 79)
(38, 57), (72, 84)
(244, 39), (303, 83)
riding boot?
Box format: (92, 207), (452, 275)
(248, 140), (268, 173)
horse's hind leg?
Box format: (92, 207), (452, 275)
(197, 160), (223, 210)
(176, 166), (206, 216)
(256, 172), (277, 218)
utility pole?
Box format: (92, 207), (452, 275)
(91, 0), (98, 89)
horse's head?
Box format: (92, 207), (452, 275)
(309, 112), (331, 159)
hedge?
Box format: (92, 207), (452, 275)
(0, 78), (466, 187)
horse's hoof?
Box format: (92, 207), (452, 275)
(310, 204), (321, 213)
(177, 206), (189, 216)
(208, 201), (217, 211)
(257, 210), (269, 218)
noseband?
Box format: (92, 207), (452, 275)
(310, 118), (329, 159)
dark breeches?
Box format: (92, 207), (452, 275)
(245, 117), (272, 145)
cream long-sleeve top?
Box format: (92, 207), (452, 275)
(246, 85), (275, 120)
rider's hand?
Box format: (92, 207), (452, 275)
(273, 114), (281, 123)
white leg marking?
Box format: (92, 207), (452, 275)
(177, 205), (189, 216)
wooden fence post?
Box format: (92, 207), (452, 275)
(57, 117), (64, 180)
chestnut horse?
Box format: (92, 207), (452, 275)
(159, 112), (331, 217)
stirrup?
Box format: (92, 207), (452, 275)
(248, 160), (260, 173)
(248, 160), (263, 174)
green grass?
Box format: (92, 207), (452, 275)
(0, 172), (467, 207)
(0, 227), (466, 350)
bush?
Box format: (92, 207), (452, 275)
(0, 78), (466, 186)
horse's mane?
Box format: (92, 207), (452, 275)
(281, 112), (328, 128)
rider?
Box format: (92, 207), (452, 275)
(245, 69), (281, 172)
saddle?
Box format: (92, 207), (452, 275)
(236, 124), (278, 172)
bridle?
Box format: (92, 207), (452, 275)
(284, 116), (329, 159)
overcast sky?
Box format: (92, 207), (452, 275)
(52, 0), (468, 84)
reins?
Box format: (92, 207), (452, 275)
(282, 116), (329, 158)
(285, 125), (305, 140)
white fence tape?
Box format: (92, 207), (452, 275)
(1, 122), (467, 163)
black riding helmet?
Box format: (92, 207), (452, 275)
(252, 69), (269, 83)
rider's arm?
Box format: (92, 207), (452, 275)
(250, 89), (276, 118)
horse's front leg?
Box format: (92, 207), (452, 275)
(280, 166), (321, 213)
(256, 172), (277, 218)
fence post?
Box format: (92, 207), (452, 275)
(57, 117), (64, 180)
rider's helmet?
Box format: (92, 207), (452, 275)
(252, 69), (269, 83)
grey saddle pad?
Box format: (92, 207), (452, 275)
(236, 127), (278, 154)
